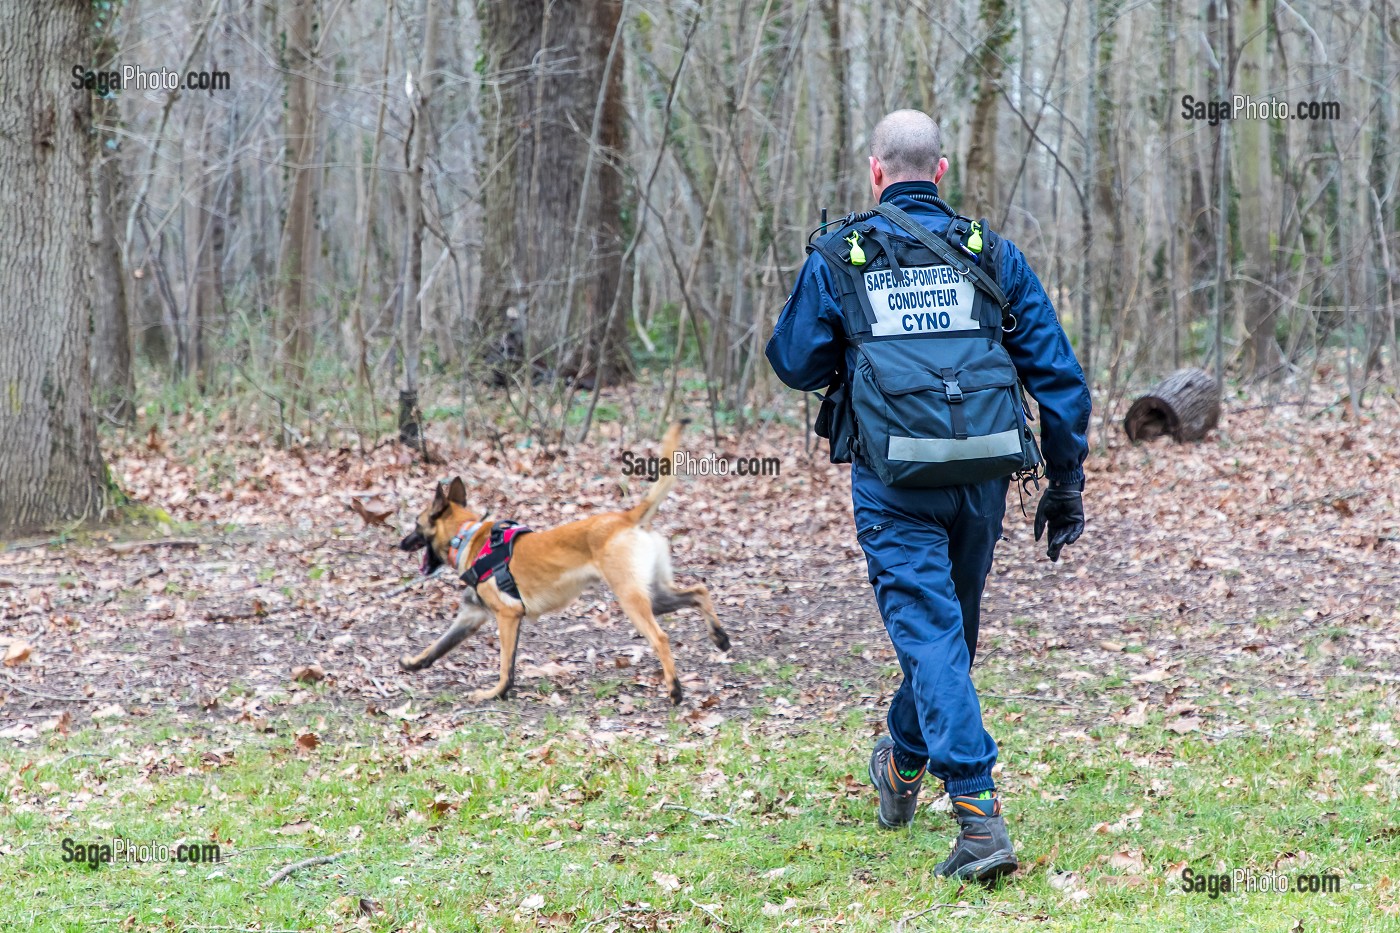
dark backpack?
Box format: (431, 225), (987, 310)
(811, 199), (1041, 488)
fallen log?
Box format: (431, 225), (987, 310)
(1123, 368), (1221, 443)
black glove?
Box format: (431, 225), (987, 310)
(1034, 485), (1084, 562)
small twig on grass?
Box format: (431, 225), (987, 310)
(581, 907), (650, 933)
(894, 900), (1027, 931)
(263, 853), (341, 887)
(661, 802), (738, 825)
(52, 752), (117, 769)
(689, 899), (733, 929)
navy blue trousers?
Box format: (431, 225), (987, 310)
(851, 462), (1007, 797)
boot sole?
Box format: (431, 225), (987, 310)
(868, 756), (916, 830)
(940, 850), (1019, 883)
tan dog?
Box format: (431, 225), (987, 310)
(397, 422), (729, 704)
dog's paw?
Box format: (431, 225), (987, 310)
(711, 629), (731, 652)
(399, 654), (424, 672)
(469, 687), (502, 703)
(669, 680), (684, 705)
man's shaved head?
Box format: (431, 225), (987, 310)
(870, 109), (943, 182)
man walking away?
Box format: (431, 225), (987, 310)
(765, 109), (1091, 882)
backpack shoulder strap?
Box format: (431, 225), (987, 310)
(809, 222), (876, 338)
(873, 202), (1009, 318)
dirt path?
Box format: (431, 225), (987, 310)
(3, 405), (1398, 740)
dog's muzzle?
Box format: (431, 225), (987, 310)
(399, 530), (443, 576)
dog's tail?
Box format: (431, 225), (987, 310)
(626, 419), (688, 528)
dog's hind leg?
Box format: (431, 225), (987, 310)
(653, 583), (730, 653)
(615, 584), (683, 705)
(648, 536), (730, 652)
(399, 602), (490, 672)
(469, 607), (524, 703)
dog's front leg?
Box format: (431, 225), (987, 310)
(469, 609), (523, 702)
(400, 602), (490, 672)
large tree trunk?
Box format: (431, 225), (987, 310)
(276, 0), (321, 389)
(0, 2), (109, 533)
(477, 0), (630, 384)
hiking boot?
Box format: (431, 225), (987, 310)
(933, 795), (1018, 883)
(868, 737), (924, 829)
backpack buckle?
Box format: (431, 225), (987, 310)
(939, 370), (964, 404)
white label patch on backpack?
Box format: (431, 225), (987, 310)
(863, 265), (979, 338)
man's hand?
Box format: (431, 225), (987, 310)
(1034, 485), (1084, 562)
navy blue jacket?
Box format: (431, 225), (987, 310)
(766, 181), (1091, 487)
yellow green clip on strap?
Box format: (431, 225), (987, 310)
(845, 230), (866, 266)
(966, 221), (983, 254)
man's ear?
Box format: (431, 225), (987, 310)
(934, 156), (949, 185)
(447, 477), (467, 506)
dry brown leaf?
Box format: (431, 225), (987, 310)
(3, 641), (32, 666)
(295, 731), (321, 751)
(349, 497), (394, 527)
(1167, 717), (1202, 735)
(291, 663), (325, 684)
(1108, 849), (1146, 873)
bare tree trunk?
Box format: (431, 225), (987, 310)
(477, 0), (630, 385)
(399, 0), (441, 449)
(1364, 0), (1393, 380)
(963, 0), (1013, 214)
(0, 1), (108, 533)
(1079, 0), (1099, 379)
(188, 108), (227, 386)
(352, 0), (397, 396)
(822, 0), (851, 209)
(90, 92), (134, 421)
(276, 0), (321, 389)
(1238, 0), (1282, 379)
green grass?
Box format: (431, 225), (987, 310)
(2, 687), (1395, 931)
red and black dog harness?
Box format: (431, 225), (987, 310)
(448, 520), (532, 603)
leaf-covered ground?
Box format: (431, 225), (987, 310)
(2, 390), (1398, 930)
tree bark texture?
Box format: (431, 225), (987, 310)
(1123, 368), (1222, 442)
(477, 0), (629, 383)
(90, 95), (134, 419)
(1237, 0), (1282, 379)
(399, 0), (441, 448)
(276, 0), (321, 386)
(963, 0), (1013, 216)
(0, 1), (109, 533)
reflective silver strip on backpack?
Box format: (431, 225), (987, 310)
(887, 429), (1023, 463)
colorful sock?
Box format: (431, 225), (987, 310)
(951, 790), (1000, 817)
(890, 747), (926, 781)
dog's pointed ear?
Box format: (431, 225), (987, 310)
(429, 481), (450, 521)
(447, 477), (467, 506)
